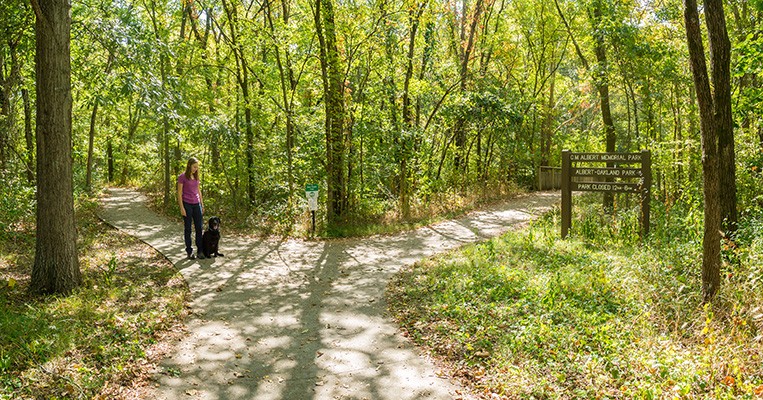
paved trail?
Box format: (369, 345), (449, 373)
(99, 188), (559, 400)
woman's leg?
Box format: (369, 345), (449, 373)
(191, 204), (204, 257)
(183, 203), (193, 256)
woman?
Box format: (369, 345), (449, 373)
(178, 157), (205, 259)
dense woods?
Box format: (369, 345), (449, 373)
(0, 0), (762, 286)
(3, 0), (763, 396)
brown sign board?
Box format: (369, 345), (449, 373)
(561, 150), (651, 239)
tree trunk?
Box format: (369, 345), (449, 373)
(403, 4), (424, 127)
(706, 0), (736, 234)
(30, 0), (81, 295)
(398, 3), (426, 219)
(222, 0), (257, 206)
(540, 75), (556, 167)
(120, 104), (140, 185)
(85, 54), (114, 192)
(315, 0), (347, 225)
(85, 101), (98, 192)
(0, 40), (21, 171)
(684, 0), (723, 301)
(591, 0), (616, 210)
(265, 0), (298, 206)
(416, 22), (435, 127)
(107, 136), (114, 183)
(163, 116), (170, 206)
(453, 0), (484, 171)
(22, 88), (35, 183)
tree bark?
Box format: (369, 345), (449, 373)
(684, 0), (723, 301)
(452, 0), (485, 171)
(706, 0), (736, 234)
(221, 0), (257, 205)
(85, 101), (98, 191)
(120, 104), (141, 185)
(540, 75), (556, 167)
(30, 0), (81, 295)
(315, 0), (347, 225)
(86, 54), (114, 192)
(591, 0), (616, 210)
(107, 136), (114, 183)
(416, 22), (435, 127)
(265, 0), (299, 206)
(0, 39), (22, 171)
(22, 88), (35, 183)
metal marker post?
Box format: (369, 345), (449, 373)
(640, 150), (651, 238)
(561, 150), (571, 238)
(305, 184), (319, 234)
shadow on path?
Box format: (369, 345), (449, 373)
(99, 188), (560, 400)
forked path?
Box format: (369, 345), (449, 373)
(99, 188), (559, 400)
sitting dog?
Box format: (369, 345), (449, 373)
(201, 216), (224, 258)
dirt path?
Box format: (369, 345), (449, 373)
(99, 188), (559, 400)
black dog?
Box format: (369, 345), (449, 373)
(201, 216), (224, 258)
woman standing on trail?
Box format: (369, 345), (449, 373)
(178, 157), (205, 259)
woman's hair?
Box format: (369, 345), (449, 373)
(184, 157), (200, 180)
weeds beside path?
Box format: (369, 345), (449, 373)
(99, 187), (559, 400)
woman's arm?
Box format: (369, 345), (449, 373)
(178, 181), (186, 217)
(198, 183), (203, 212)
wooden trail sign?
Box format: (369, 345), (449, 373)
(561, 150), (651, 239)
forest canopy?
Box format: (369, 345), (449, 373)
(0, 0), (762, 233)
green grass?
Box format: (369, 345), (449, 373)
(388, 197), (763, 399)
(0, 196), (189, 400)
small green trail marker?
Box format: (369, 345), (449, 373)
(305, 184), (319, 233)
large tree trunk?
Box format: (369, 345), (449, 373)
(30, 0), (81, 295)
(315, 0), (347, 225)
(684, 0), (727, 301)
(707, 0), (736, 234)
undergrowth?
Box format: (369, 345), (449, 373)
(388, 194), (763, 399)
(0, 194), (189, 399)
(140, 179), (523, 238)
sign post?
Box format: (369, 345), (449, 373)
(305, 184), (319, 234)
(561, 150), (651, 239)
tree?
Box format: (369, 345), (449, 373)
(554, 0), (617, 208)
(219, 0), (260, 206)
(314, 0), (348, 225)
(29, 0), (81, 295)
(449, 0), (486, 171)
(0, 0), (32, 171)
(683, 0), (732, 301)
